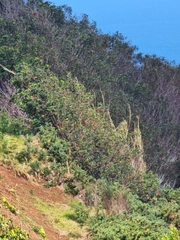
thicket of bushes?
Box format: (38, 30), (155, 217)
(0, 72), (180, 238)
(0, 0), (180, 239)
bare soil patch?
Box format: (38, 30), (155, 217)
(0, 164), (71, 240)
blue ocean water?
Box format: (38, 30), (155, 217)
(106, 20), (180, 64)
(102, 17), (180, 65)
(54, 0), (180, 65)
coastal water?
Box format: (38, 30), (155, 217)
(104, 20), (180, 65)
(54, 0), (180, 65)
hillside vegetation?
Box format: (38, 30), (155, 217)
(0, 0), (180, 239)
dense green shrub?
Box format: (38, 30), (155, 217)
(129, 171), (161, 202)
(91, 214), (167, 240)
(30, 160), (41, 172)
(161, 226), (180, 240)
(38, 123), (58, 149)
(70, 201), (89, 226)
(89, 211), (168, 240)
(42, 166), (51, 177)
(63, 164), (94, 195)
(48, 140), (69, 163)
(0, 111), (29, 136)
(38, 149), (47, 161)
(0, 214), (30, 240)
(64, 180), (79, 196)
(11, 63), (141, 186)
(16, 148), (31, 163)
(87, 180), (180, 239)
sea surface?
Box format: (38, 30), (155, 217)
(104, 19), (180, 65)
(55, 0), (180, 65)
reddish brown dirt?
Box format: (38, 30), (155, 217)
(0, 164), (71, 240)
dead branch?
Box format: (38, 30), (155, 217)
(0, 64), (16, 75)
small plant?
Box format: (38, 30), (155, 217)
(29, 146), (38, 154)
(25, 134), (33, 143)
(30, 160), (41, 172)
(54, 218), (59, 223)
(0, 135), (19, 156)
(39, 226), (46, 239)
(42, 166), (51, 177)
(38, 149), (47, 161)
(32, 225), (39, 234)
(32, 225), (46, 239)
(45, 178), (57, 188)
(64, 180), (79, 196)
(16, 141), (38, 163)
(16, 149), (31, 163)
(9, 189), (16, 195)
(29, 189), (35, 196)
(1, 197), (18, 215)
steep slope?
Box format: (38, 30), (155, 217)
(0, 164), (89, 239)
(0, 0), (179, 186)
(0, 1), (180, 239)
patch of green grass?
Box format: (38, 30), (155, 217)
(34, 197), (88, 238)
(0, 134), (24, 161)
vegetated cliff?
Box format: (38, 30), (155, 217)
(1, 2), (180, 239)
(0, 0), (179, 187)
(1, 71), (180, 240)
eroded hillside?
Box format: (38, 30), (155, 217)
(0, 164), (89, 239)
